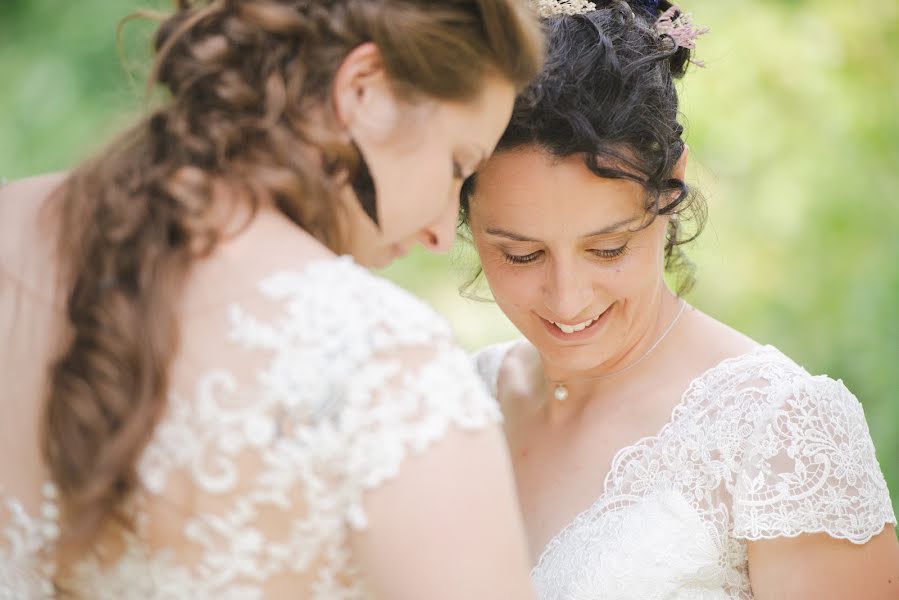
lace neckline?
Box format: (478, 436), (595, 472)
(529, 343), (777, 573)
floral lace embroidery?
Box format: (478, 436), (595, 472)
(474, 343), (895, 599)
(2, 257), (501, 598)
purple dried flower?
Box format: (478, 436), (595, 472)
(655, 6), (710, 51)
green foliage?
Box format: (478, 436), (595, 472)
(2, 0), (897, 516)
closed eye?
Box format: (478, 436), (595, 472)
(503, 244), (629, 266)
(503, 250), (542, 265)
(590, 245), (629, 260)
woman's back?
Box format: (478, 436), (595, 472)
(0, 176), (513, 598)
(0, 0), (548, 595)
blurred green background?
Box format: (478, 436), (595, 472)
(2, 1), (897, 516)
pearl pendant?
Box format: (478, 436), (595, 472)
(553, 384), (569, 402)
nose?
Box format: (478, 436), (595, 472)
(417, 196), (458, 254)
(542, 256), (594, 321)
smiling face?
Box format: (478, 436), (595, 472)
(469, 147), (680, 377)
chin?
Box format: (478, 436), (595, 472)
(522, 324), (616, 374)
(353, 247), (392, 270)
(370, 255), (394, 270)
(541, 341), (604, 369)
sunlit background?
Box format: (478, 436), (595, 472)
(2, 0), (897, 517)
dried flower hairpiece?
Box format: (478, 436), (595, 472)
(533, 0), (596, 18)
(655, 6), (709, 51)
(532, 0), (709, 64)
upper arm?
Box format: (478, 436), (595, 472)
(336, 339), (535, 599)
(350, 422), (535, 600)
(732, 373), (898, 598)
(747, 528), (899, 599)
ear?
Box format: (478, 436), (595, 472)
(662, 145), (690, 214)
(672, 144), (689, 181)
(331, 42), (401, 138)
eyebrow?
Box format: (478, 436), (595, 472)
(484, 216), (639, 242)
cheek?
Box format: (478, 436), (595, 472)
(478, 254), (508, 290)
(603, 245), (668, 323)
(613, 228), (667, 284)
(594, 271), (647, 314)
(377, 145), (453, 239)
(478, 255), (534, 310)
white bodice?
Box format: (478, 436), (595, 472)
(475, 343), (896, 599)
(0, 257), (501, 598)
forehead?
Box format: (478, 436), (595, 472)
(472, 148), (646, 230)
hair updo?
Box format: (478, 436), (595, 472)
(462, 0), (706, 293)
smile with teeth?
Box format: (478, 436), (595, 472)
(550, 315), (599, 334)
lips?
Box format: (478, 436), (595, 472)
(549, 316), (598, 334)
(540, 304), (613, 342)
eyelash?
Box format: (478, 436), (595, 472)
(592, 245), (630, 260)
(502, 245), (630, 265)
(503, 251), (540, 265)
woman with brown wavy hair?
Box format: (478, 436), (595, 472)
(0, 0), (544, 597)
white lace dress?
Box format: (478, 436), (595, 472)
(474, 343), (896, 599)
(0, 257), (501, 598)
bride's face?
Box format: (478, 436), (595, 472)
(333, 45), (516, 268)
(469, 147), (673, 375)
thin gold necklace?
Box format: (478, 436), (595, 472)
(550, 300), (688, 401)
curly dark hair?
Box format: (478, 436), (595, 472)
(461, 0), (707, 293)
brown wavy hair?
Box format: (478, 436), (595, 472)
(43, 0), (543, 562)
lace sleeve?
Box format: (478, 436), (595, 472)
(243, 262), (504, 529)
(51, 259), (507, 598)
(333, 339), (503, 530)
(732, 374), (896, 544)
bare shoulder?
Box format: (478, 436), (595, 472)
(680, 304), (760, 366)
(0, 171), (68, 232)
(0, 172), (69, 296)
(0, 171), (68, 253)
(0, 171), (68, 199)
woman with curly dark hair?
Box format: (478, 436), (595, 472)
(466, 1), (899, 597)
(0, 0), (545, 597)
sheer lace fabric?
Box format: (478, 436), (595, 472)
(474, 343), (896, 599)
(0, 257), (501, 599)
